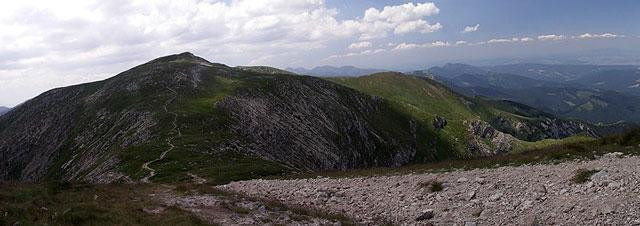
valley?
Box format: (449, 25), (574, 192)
(414, 63), (640, 125)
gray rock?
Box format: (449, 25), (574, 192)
(466, 190), (477, 201)
(433, 116), (447, 129)
(415, 209), (435, 221)
(489, 193), (503, 201)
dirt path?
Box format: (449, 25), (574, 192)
(221, 153), (640, 225)
(141, 87), (180, 183)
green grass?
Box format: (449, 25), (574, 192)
(151, 150), (290, 184)
(330, 73), (480, 155)
(0, 182), (209, 226)
(514, 135), (596, 152)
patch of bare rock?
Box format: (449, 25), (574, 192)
(220, 153), (640, 225)
(151, 186), (343, 225)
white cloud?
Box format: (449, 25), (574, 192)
(576, 33), (620, 39)
(348, 41), (372, 49)
(394, 20), (442, 34)
(520, 37), (534, 42)
(392, 41), (453, 50)
(462, 24), (480, 33)
(0, 0), (443, 106)
(487, 37), (520, 43)
(455, 40), (468, 45)
(486, 37), (535, 44)
(351, 2), (442, 39)
(538, 34), (567, 41)
(392, 43), (421, 50)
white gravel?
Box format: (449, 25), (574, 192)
(220, 153), (640, 225)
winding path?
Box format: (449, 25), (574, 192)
(141, 87), (181, 183)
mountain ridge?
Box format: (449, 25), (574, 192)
(0, 53), (447, 184)
(287, 65), (386, 77)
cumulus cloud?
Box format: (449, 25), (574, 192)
(538, 34), (567, 41)
(348, 41), (372, 49)
(576, 33), (620, 39)
(0, 0), (443, 106)
(462, 24), (480, 33)
(354, 2), (442, 39)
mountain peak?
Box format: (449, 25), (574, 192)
(147, 52), (218, 67)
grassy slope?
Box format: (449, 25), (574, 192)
(329, 73), (585, 154)
(330, 73), (484, 155)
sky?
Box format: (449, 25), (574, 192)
(1, 0), (639, 107)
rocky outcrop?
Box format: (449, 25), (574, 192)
(433, 116), (447, 130)
(466, 120), (516, 156)
(491, 116), (598, 141)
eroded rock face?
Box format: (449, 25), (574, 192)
(466, 120), (516, 156)
(217, 76), (422, 171)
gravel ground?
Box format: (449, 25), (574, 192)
(151, 186), (344, 225)
(220, 153), (640, 225)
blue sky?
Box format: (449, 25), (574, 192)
(329, 0), (640, 38)
(0, 0), (639, 106)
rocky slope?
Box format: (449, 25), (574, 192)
(0, 53), (441, 183)
(222, 153), (640, 225)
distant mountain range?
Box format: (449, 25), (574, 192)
(416, 63), (640, 124)
(0, 107), (9, 116)
(287, 65), (386, 77)
(481, 63), (638, 83)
